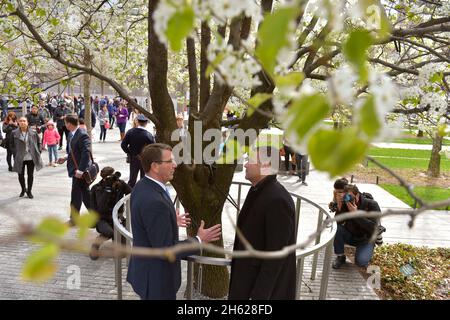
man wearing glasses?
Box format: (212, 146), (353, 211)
(126, 143), (222, 300)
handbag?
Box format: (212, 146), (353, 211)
(104, 121), (110, 129)
(70, 149), (99, 185)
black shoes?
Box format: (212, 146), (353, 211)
(89, 244), (100, 260)
(8, 167), (13, 172)
(332, 255), (346, 269)
(19, 190), (26, 197)
(27, 191), (34, 199)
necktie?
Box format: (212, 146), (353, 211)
(163, 187), (172, 203)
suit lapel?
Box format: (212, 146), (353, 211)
(145, 179), (178, 242)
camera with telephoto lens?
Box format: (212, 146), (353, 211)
(343, 193), (354, 203)
(375, 225), (386, 245)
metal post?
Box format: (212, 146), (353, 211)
(295, 198), (301, 239)
(114, 227), (122, 300)
(319, 242), (333, 300)
(125, 200), (131, 266)
(311, 210), (323, 280)
(237, 184), (242, 216)
(186, 261), (194, 300)
(351, 175), (354, 183)
(376, 176), (379, 185)
(295, 257), (305, 300)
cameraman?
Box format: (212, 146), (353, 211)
(329, 178), (381, 269)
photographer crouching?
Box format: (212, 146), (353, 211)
(329, 178), (381, 269)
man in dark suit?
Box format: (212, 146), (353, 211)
(121, 114), (155, 188)
(57, 114), (92, 225)
(228, 146), (296, 300)
(126, 143), (221, 300)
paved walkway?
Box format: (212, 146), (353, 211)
(373, 142), (450, 151)
(0, 125), (448, 300)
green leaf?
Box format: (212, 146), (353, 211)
(343, 29), (372, 82)
(284, 93), (330, 141)
(166, 6), (194, 52)
(255, 7), (298, 75)
(430, 72), (443, 84)
(275, 72), (304, 88)
(359, 95), (381, 138)
(73, 211), (98, 239)
(22, 244), (59, 281)
(246, 93), (272, 117)
(49, 18), (59, 26)
(308, 128), (369, 176)
(6, 3), (15, 13)
(36, 8), (46, 17)
(29, 217), (69, 244)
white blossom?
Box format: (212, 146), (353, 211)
(328, 65), (357, 105)
(369, 72), (399, 118)
(421, 92), (447, 116)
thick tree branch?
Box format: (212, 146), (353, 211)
(14, 6), (159, 126)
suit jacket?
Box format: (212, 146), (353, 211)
(121, 127), (155, 156)
(126, 177), (197, 300)
(66, 128), (91, 177)
(228, 175), (296, 300)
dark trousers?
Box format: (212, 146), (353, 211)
(334, 225), (375, 267)
(283, 145), (293, 171)
(99, 125), (107, 141)
(108, 114), (115, 128)
(6, 148), (13, 169)
(128, 155), (144, 188)
(18, 160), (35, 192)
(70, 177), (91, 218)
(58, 126), (69, 148)
(295, 154), (308, 182)
(96, 219), (114, 239)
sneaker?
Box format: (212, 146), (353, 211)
(301, 181), (308, 186)
(332, 255), (346, 269)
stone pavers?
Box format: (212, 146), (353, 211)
(2, 125), (446, 300)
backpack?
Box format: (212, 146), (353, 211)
(91, 172), (131, 222)
(361, 192), (386, 245)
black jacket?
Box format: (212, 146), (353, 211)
(336, 194), (380, 241)
(26, 113), (44, 129)
(78, 108), (97, 128)
(121, 127), (155, 156)
(66, 128), (91, 177)
(229, 175), (296, 300)
(53, 106), (71, 129)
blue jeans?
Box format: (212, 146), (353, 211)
(48, 144), (58, 163)
(333, 224), (375, 267)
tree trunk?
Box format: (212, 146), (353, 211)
(83, 47), (92, 139)
(427, 132), (442, 177)
(171, 163), (236, 298)
(417, 130), (424, 137)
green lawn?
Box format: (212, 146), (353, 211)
(380, 184), (450, 210)
(367, 148), (450, 171)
